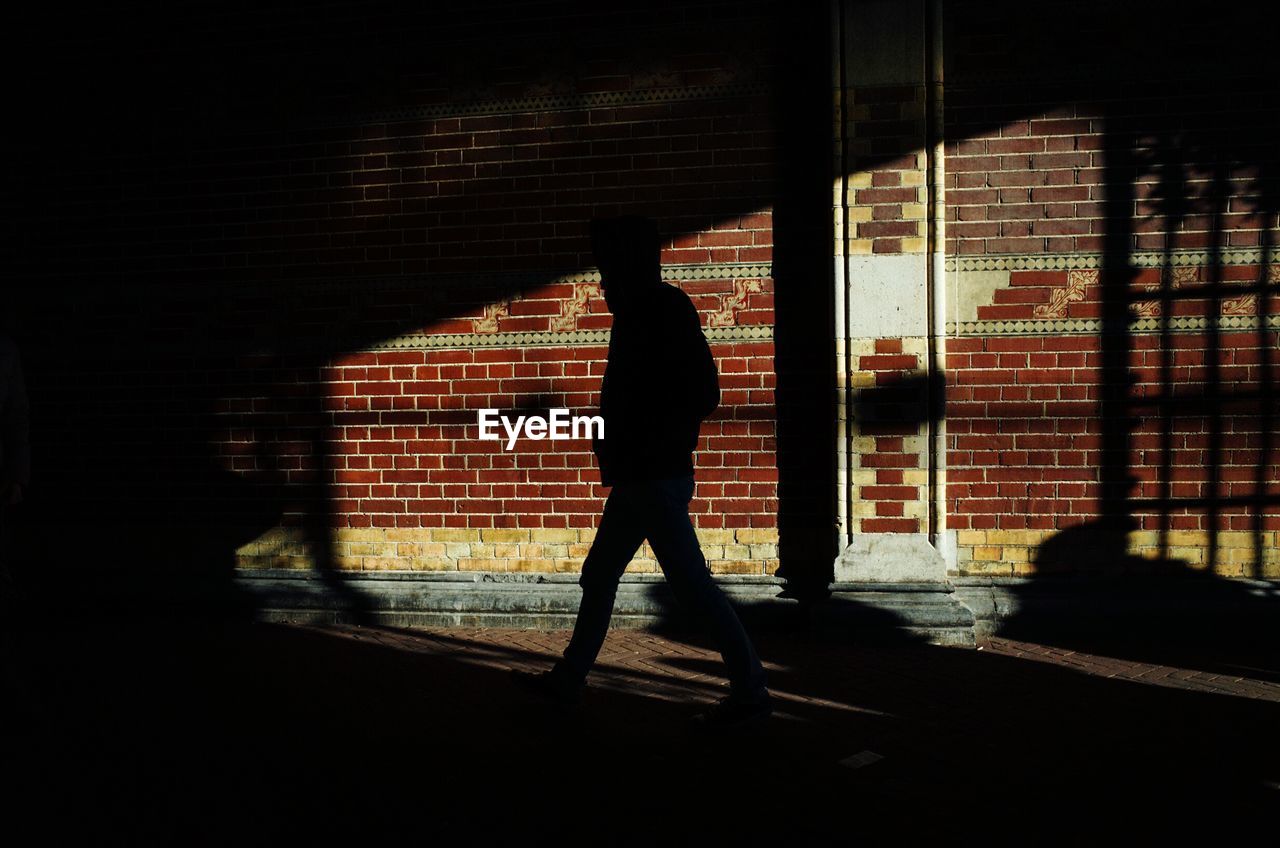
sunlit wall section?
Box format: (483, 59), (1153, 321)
(832, 0), (950, 583)
(943, 0), (1280, 579)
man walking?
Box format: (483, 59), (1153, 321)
(513, 216), (771, 730)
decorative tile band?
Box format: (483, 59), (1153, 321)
(946, 62), (1251, 89)
(53, 262), (771, 298)
(337, 261), (773, 349)
(277, 262), (770, 295)
(56, 262), (773, 355)
(947, 314), (1280, 337)
(945, 251), (1276, 336)
(366, 323), (774, 351)
(301, 82), (770, 130)
(945, 248), (1271, 273)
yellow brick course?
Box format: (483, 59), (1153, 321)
(235, 525), (782, 577)
(953, 528), (1278, 579)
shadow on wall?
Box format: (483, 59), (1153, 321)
(0, 0), (837, 620)
(1010, 516), (1280, 680)
(948, 0), (1280, 675)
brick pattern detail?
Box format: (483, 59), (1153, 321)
(844, 85), (929, 255)
(847, 337), (931, 534)
(945, 331), (1280, 531)
(974, 266), (1275, 323)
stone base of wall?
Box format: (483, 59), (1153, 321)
(819, 582), (976, 647)
(24, 564), (1280, 654)
(227, 570), (977, 647)
(233, 570), (798, 632)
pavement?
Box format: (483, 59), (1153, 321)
(2, 617), (1278, 844)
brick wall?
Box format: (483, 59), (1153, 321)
(2, 0), (790, 579)
(7, 0), (1273, 588)
(941, 1), (1280, 578)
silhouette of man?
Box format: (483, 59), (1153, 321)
(514, 216), (771, 729)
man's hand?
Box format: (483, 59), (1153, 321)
(3, 481), (22, 506)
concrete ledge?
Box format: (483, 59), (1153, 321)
(232, 569), (806, 632)
(229, 571), (1278, 650)
(28, 566), (1277, 652)
(816, 583), (976, 647)
(227, 569), (977, 646)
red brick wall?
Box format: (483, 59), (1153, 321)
(941, 1), (1279, 577)
(2, 0), (789, 577)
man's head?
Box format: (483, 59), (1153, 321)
(589, 215), (661, 314)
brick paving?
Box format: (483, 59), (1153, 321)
(2, 619), (1278, 843)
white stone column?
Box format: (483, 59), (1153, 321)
(831, 0), (951, 583)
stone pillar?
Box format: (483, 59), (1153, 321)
(832, 0), (951, 583)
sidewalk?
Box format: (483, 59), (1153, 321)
(3, 619), (1277, 843)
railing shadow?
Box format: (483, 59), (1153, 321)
(959, 0), (1280, 675)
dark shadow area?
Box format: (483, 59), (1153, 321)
(0, 0), (840, 623)
(851, 371), (946, 436)
(2, 620), (1275, 842)
(768, 0), (840, 600)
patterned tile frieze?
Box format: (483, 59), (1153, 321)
(1032, 269), (1096, 319)
(366, 323), (773, 351)
(709, 279), (764, 327)
(50, 263), (771, 299)
(947, 314), (1280, 337)
(945, 248), (1271, 273)
(55, 263), (772, 354)
(287, 82), (769, 132)
(947, 250), (1277, 336)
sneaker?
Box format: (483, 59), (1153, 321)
(688, 691), (773, 732)
(509, 667), (583, 706)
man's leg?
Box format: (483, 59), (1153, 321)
(644, 476), (768, 701)
(552, 482), (647, 685)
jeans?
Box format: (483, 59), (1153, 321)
(553, 475), (768, 700)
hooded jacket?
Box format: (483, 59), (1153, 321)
(592, 282), (719, 486)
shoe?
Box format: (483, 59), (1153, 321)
(688, 691), (773, 732)
(510, 667), (583, 706)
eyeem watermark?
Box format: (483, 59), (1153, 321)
(478, 408), (604, 450)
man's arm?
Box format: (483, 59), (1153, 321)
(669, 289), (719, 421)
